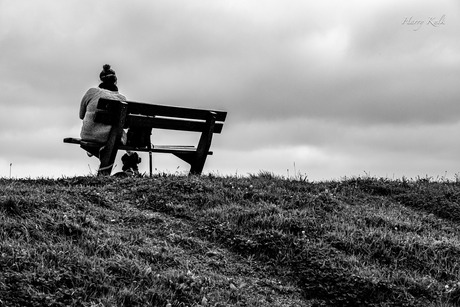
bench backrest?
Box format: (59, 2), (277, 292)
(96, 98), (227, 133)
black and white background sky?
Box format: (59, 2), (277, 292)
(1, 0), (459, 180)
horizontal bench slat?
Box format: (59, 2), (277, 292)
(94, 111), (118, 125)
(126, 115), (224, 133)
(94, 113), (224, 133)
(63, 138), (104, 148)
(119, 144), (213, 155)
(63, 138), (213, 155)
(63, 137), (82, 144)
(98, 98), (227, 122)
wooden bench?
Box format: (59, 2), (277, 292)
(64, 98), (227, 176)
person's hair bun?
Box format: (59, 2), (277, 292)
(99, 64), (117, 83)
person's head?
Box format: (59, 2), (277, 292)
(99, 64), (117, 84)
(98, 64), (119, 91)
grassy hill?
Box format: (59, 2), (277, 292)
(2, 173), (460, 306)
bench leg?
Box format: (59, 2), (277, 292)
(189, 157), (206, 175)
(190, 112), (216, 175)
(172, 152), (207, 175)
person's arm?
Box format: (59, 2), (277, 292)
(79, 89), (95, 119)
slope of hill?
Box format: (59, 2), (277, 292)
(2, 174), (460, 306)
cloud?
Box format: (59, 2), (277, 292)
(1, 0), (460, 179)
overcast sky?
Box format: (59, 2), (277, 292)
(1, 0), (459, 180)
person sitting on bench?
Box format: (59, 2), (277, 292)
(79, 64), (127, 157)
